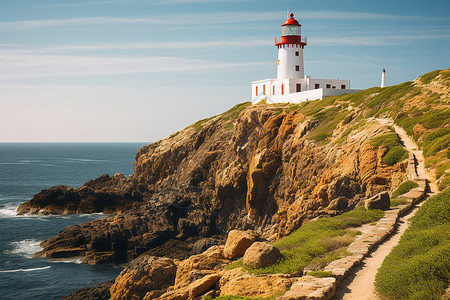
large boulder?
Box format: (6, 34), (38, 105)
(109, 256), (177, 300)
(188, 273), (221, 298)
(243, 242), (281, 269)
(219, 274), (293, 298)
(223, 230), (256, 259)
(365, 191), (390, 210)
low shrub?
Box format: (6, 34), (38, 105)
(306, 271), (335, 278)
(382, 146), (409, 166)
(232, 207), (383, 275)
(390, 198), (408, 207)
(375, 188), (450, 299)
(392, 180), (419, 198)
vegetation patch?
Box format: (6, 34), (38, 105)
(202, 296), (268, 300)
(375, 188), (450, 300)
(306, 271), (335, 278)
(419, 69), (442, 84)
(392, 180), (419, 198)
(370, 133), (408, 166)
(390, 198), (408, 207)
(228, 207), (383, 275)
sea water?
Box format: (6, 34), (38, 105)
(0, 143), (146, 299)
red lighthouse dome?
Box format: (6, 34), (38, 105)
(282, 13), (300, 26)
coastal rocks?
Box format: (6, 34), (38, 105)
(223, 230), (256, 259)
(17, 173), (145, 215)
(278, 275), (337, 300)
(243, 242), (281, 269)
(220, 274), (294, 298)
(109, 256), (177, 300)
(63, 279), (115, 300)
(188, 273), (221, 298)
(365, 191), (390, 210)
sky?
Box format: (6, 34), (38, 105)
(0, 0), (449, 142)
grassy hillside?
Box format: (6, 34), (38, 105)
(375, 188), (450, 299)
(251, 68), (450, 190)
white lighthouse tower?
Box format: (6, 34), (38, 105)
(381, 69), (386, 88)
(276, 13), (307, 80)
(251, 12), (358, 104)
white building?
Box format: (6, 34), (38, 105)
(252, 13), (360, 104)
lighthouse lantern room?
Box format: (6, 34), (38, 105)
(252, 12), (358, 104)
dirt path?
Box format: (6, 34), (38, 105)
(333, 119), (436, 299)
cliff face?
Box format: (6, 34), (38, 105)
(24, 103), (407, 263)
(18, 69), (449, 263)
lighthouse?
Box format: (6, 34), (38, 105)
(276, 13), (307, 80)
(251, 12), (358, 104)
(381, 69), (386, 88)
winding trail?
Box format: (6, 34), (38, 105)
(333, 119), (437, 300)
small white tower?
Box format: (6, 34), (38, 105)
(381, 68), (386, 88)
(275, 13), (307, 80)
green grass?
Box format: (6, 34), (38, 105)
(306, 271), (335, 278)
(375, 188), (450, 300)
(419, 70), (442, 84)
(390, 198), (408, 207)
(370, 133), (409, 166)
(392, 180), (419, 198)
(228, 207), (383, 275)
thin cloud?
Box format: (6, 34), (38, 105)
(6, 40), (272, 53)
(0, 52), (270, 79)
(0, 11), (434, 31)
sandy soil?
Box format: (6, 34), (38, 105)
(333, 119), (436, 299)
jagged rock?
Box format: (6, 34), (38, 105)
(188, 273), (221, 298)
(223, 230), (256, 259)
(174, 246), (228, 289)
(365, 191), (390, 210)
(109, 256), (177, 300)
(17, 174), (144, 215)
(243, 242), (281, 269)
(219, 274), (293, 298)
(63, 280), (115, 300)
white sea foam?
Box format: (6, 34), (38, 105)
(51, 257), (83, 264)
(63, 158), (109, 162)
(0, 266), (51, 273)
(0, 204), (19, 218)
(7, 239), (42, 258)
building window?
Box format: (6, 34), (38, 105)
(281, 84), (284, 95)
(326, 84), (331, 88)
(315, 83), (320, 89)
(295, 65), (300, 71)
(296, 84), (301, 92)
(263, 85), (266, 95)
(256, 86), (258, 95)
(273, 86), (275, 95)
(341, 85), (346, 89)
(295, 51), (299, 56)
(332, 86), (336, 89)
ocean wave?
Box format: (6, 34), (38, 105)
(0, 204), (19, 218)
(51, 257), (83, 264)
(62, 158), (110, 162)
(0, 266), (51, 273)
(6, 239), (42, 258)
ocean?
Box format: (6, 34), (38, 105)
(0, 142), (147, 299)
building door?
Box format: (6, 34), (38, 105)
(263, 85), (266, 95)
(256, 86), (258, 96)
(281, 84), (284, 95)
(296, 84), (301, 92)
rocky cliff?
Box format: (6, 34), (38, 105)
(18, 69), (449, 267)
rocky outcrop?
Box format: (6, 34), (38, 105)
(63, 280), (115, 300)
(109, 256), (177, 300)
(223, 230), (256, 259)
(17, 173), (145, 215)
(243, 242), (281, 269)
